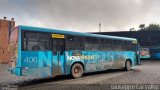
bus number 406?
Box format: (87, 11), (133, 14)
(24, 57), (38, 63)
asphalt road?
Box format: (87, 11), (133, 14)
(2, 60), (160, 90)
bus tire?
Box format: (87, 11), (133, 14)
(71, 63), (84, 79)
(124, 60), (131, 71)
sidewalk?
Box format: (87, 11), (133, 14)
(0, 64), (34, 85)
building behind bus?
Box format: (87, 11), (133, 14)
(0, 17), (15, 64)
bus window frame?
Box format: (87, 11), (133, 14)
(21, 30), (52, 51)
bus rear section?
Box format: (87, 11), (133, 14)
(140, 48), (150, 59)
(8, 27), (19, 75)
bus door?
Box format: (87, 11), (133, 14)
(52, 38), (65, 75)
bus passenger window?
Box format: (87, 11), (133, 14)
(32, 45), (40, 50)
(66, 35), (76, 50)
(84, 37), (99, 51)
(22, 31), (51, 51)
(76, 36), (84, 50)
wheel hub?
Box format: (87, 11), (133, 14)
(74, 67), (79, 74)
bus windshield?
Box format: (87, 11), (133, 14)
(9, 27), (18, 68)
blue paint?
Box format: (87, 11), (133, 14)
(64, 51), (137, 74)
(21, 51), (53, 67)
(152, 53), (160, 59)
(21, 52), (38, 68)
(11, 50), (138, 77)
(9, 25), (140, 77)
(38, 52), (52, 67)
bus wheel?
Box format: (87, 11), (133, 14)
(71, 63), (84, 78)
(124, 60), (131, 71)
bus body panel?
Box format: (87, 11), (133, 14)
(10, 27), (21, 76)
(153, 53), (160, 59)
(12, 51), (137, 76)
(20, 51), (67, 77)
(9, 25), (140, 78)
(149, 47), (160, 59)
(64, 51), (137, 75)
(21, 51), (52, 77)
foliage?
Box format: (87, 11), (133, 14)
(145, 24), (160, 31)
(132, 23), (160, 31)
(129, 28), (135, 31)
(139, 24), (145, 30)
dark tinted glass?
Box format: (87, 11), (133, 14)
(22, 31), (51, 51)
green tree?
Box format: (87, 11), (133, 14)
(145, 24), (160, 31)
(139, 24), (145, 30)
(130, 28), (135, 31)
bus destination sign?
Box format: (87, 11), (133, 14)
(51, 34), (65, 38)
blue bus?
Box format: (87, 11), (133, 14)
(140, 48), (150, 59)
(149, 47), (160, 60)
(8, 25), (140, 78)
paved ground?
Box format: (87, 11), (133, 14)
(1, 60), (160, 90)
(0, 64), (36, 85)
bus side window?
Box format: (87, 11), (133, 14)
(76, 36), (84, 50)
(123, 41), (127, 51)
(121, 40), (125, 51)
(100, 39), (113, 51)
(32, 45), (40, 50)
(91, 38), (99, 50)
(117, 40), (123, 51)
(22, 31), (51, 51)
(84, 37), (90, 50)
(38, 33), (51, 51)
(99, 38), (105, 50)
(128, 41), (132, 51)
(66, 35), (76, 50)
(84, 37), (99, 51)
(66, 35), (85, 51)
(105, 39), (112, 51)
(112, 39), (117, 51)
(23, 32), (38, 51)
